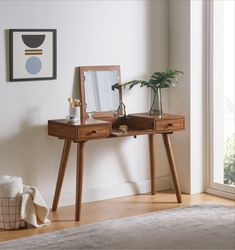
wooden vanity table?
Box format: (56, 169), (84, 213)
(48, 66), (185, 221)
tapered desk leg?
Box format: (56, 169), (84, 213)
(148, 134), (156, 195)
(162, 133), (182, 203)
(52, 139), (72, 211)
(75, 141), (85, 221)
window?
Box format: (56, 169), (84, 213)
(208, 0), (235, 197)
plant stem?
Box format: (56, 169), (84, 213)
(149, 88), (162, 115)
(150, 91), (157, 113)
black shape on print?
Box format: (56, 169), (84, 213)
(22, 35), (45, 48)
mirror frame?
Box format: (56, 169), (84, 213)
(79, 65), (122, 120)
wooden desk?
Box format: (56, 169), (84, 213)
(48, 113), (185, 221)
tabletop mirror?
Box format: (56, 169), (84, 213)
(79, 65), (123, 120)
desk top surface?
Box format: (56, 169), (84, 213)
(48, 118), (111, 127)
(48, 113), (184, 127)
(128, 113), (184, 120)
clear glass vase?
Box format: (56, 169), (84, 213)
(149, 88), (162, 115)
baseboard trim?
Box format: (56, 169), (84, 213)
(206, 187), (235, 200)
(44, 176), (172, 208)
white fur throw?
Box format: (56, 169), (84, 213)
(0, 176), (23, 198)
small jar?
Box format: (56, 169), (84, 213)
(67, 107), (80, 122)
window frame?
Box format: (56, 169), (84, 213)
(206, 0), (235, 199)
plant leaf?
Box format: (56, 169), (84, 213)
(111, 83), (120, 91)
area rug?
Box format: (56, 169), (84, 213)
(0, 204), (234, 250)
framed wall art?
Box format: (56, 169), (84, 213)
(9, 29), (57, 81)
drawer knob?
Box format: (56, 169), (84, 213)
(91, 130), (97, 134)
(167, 123), (173, 127)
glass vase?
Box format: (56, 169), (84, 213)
(149, 88), (162, 115)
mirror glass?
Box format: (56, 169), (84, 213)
(84, 70), (120, 112)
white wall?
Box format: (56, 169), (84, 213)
(0, 0), (170, 207)
(190, 0), (207, 193)
(169, 0), (207, 193)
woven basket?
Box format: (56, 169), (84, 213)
(0, 196), (25, 230)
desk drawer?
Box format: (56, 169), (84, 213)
(77, 125), (111, 139)
(155, 118), (184, 133)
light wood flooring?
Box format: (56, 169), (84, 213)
(0, 191), (234, 242)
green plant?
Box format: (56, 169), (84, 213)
(112, 68), (184, 92)
(224, 133), (235, 185)
(112, 68), (183, 114)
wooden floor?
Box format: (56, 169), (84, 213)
(0, 191), (234, 242)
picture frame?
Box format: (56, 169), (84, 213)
(9, 29), (57, 81)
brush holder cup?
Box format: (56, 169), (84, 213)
(66, 107), (80, 122)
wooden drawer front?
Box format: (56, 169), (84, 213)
(48, 123), (76, 139)
(77, 125), (111, 139)
(155, 119), (184, 133)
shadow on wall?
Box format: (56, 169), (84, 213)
(72, 67), (80, 98)
(4, 30), (10, 82)
(0, 109), (60, 186)
(84, 137), (143, 193)
(146, 0), (168, 71)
